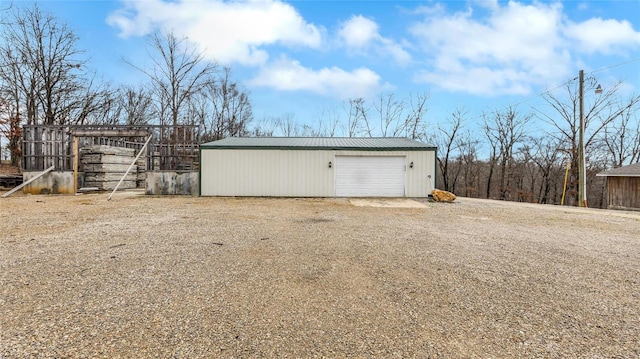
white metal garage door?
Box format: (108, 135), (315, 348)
(335, 156), (406, 197)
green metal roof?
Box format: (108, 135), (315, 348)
(200, 137), (436, 151)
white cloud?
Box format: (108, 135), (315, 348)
(415, 67), (531, 96)
(565, 18), (640, 55)
(339, 15), (379, 48)
(410, 1), (568, 95)
(381, 38), (412, 65)
(409, 1), (640, 96)
(412, 3), (446, 16)
(472, 0), (499, 11)
(338, 15), (412, 65)
(248, 56), (384, 99)
(107, 0), (322, 66)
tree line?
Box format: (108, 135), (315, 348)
(1, 3), (639, 208)
(0, 4), (253, 166)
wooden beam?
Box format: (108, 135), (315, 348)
(73, 136), (79, 194)
(71, 129), (151, 137)
(1, 165), (55, 198)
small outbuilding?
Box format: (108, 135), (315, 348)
(199, 137), (437, 197)
(596, 162), (640, 210)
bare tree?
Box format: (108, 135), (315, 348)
(0, 97), (21, 166)
(128, 30), (217, 127)
(0, 4), (92, 125)
(403, 92), (429, 140)
(600, 100), (640, 167)
(343, 97), (368, 137)
(250, 117), (276, 137)
(522, 137), (565, 204)
(204, 67), (252, 141)
(69, 77), (118, 125)
(310, 107), (340, 137)
(186, 92), (209, 133)
(301, 118), (338, 137)
(0, 79), (21, 166)
(250, 91), (428, 139)
(509, 148), (534, 202)
(539, 75), (640, 205)
(457, 132), (481, 197)
(433, 108), (466, 193)
(0, 4), (111, 165)
(118, 86), (156, 125)
(274, 113), (302, 137)
(483, 106), (530, 200)
(372, 93), (404, 137)
(341, 93), (429, 138)
(482, 113), (498, 199)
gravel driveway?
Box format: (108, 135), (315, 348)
(1, 193), (639, 358)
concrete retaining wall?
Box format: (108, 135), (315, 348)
(146, 171), (198, 196)
(22, 171), (75, 195)
(21, 170), (199, 196)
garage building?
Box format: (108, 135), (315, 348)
(200, 137), (436, 197)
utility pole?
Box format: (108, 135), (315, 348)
(578, 70), (587, 207)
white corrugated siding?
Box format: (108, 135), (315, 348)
(200, 149), (333, 196)
(200, 149), (436, 197)
(404, 150), (436, 197)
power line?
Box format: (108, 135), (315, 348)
(478, 57), (640, 117)
(525, 57), (640, 110)
(532, 58), (639, 101)
(590, 57), (640, 74)
(429, 57), (639, 129)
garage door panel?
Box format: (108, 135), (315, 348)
(335, 156), (405, 197)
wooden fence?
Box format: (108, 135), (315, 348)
(22, 125), (200, 172)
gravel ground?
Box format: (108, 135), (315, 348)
(1, 192), (639, 358)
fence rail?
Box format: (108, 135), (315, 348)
(22, 125), (201, 172)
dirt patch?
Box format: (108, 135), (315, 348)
(0, 163), (20, 175)
(350, 197), (427, 208)
(1, 195), (639, 358)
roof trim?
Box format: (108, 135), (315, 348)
(596, 173), (640, 177)
(203, 145), (437, 151)
(596, 162), (640, 177)
(201, 137), (436, 151)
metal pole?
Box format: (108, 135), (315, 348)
(1, 165), (55, 198)
(578, 70), (587, 207)
(107, 134), (152, 201)
(561, 162), (570, 205)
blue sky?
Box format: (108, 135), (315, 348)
(8, 0), (640, 134)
